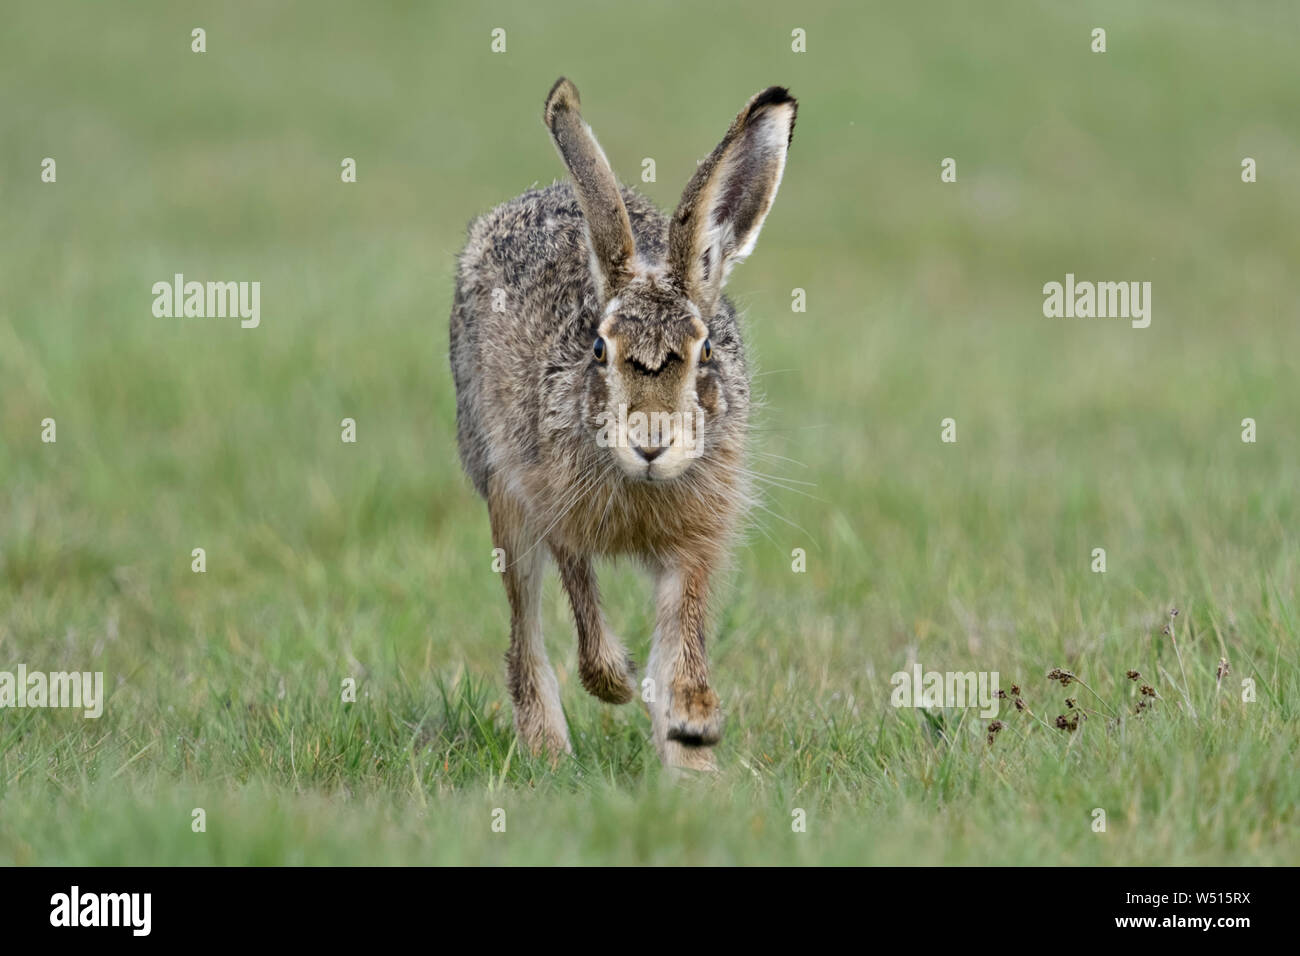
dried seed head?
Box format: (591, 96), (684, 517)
(986, 720), (1004, 745)
(1065, 698), (1077, 709)
(1126, 670), (1141, 681)
(1014, 697), (1026, 712)
(1140, 684), (1156, 697)
(1216, 658), (1230, 680)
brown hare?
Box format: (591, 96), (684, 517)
(449, 77), (796, 770)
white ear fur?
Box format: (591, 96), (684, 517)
(704, 104), (793, 272)
(668, 88), (797, 314)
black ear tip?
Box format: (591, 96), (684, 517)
(747, 86), (797, 144)
(751, 85), (796, 111)
(544, 77), (580, 129)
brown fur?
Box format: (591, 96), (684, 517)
(449, 78), (796, 769)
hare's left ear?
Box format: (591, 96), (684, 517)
(668, 87), (797, 315)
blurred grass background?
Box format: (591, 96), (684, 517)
(0, 0), (1297, 864)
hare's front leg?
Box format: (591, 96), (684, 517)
(488, 480), (571, 761)
(552, 546), (637, 704)
(648, 563), (723, 771)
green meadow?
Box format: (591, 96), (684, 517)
(1, 1), (1296, 864)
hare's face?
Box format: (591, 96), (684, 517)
(586, 278), (729, 482)
(544, 77), (795, 484)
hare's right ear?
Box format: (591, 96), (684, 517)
(544, 78), (636, 302)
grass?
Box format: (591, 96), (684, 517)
(0, 0), (1297, 865)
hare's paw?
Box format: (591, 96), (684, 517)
(579, 644), (638, 705)
(665, 684), (723, 747)
(664, 738), (718, 773)
(513, 704), (573, 765)
(539, 729), (573, 767)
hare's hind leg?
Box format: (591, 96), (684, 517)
(488, 479), (571, 761)
(551, 546), (637, 704)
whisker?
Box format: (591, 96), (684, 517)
(510, 467), (605, 567)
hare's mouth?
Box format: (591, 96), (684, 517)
(617, 454), (693, 484)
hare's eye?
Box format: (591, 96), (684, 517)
(593, 337), (607, 363)
(700, 338), (712, 363)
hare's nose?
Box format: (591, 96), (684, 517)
(633, 443), (666, 463)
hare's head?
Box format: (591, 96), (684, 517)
(544, 78), (796, 482)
